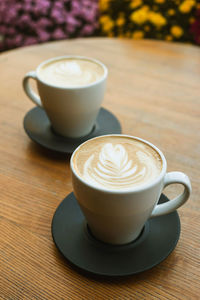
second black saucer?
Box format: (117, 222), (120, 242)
(52, 193), (181, 277)
(23, 107), (121, 153)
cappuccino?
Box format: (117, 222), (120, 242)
(73, 135), (162, 190)
(38, 57), (105, 87)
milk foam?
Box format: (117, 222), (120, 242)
(38, 58), (104, 87)
(73, 137), (162, 190)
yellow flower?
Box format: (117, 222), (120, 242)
(108, 32), (114, 37)
(100, 15), (110, 24)
(130, 6), (149, 25)
(189, 17), (195, 23)
(142, 5), (149, 10)
(116, 15), (125, 26)
(100, 15), (114, 32)
(165, 35), (173, 41)
(130, 0), (142, 9)
(126, 31), (132, 38)
(144, 25), (150, 31)
(155, 0), (165, 3)
(168, 9), (175, 16)
(171, 26), (183, 38)
(179, 0), (195, 13)
(148, 11), (166, 27)
(99, 0), (111, 11)
(132, 30), (144, 39)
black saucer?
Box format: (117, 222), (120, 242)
(23, 107), (121, 153)
(52, 193), (181, 277)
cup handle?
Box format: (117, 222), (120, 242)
(23, 71), (42, 107)
(151, 172), (191, 217)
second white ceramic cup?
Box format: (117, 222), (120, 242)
(23, 56), (108, 138)
(70, 135), (191, 245)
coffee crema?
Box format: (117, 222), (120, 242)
(73, 136), (163, 190)
(38, 58), (104, 87)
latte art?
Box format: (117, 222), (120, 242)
(83, 144), (159, 189)
(38, 58), (104, 87)
(73, 136), (163, 190)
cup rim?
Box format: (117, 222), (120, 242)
(35, 55), (108, 89)
(70, 134), (167, 194)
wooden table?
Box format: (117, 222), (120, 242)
(1, 38), (199, 299)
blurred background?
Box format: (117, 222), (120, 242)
(0, 0), (199, 52)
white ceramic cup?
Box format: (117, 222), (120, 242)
(23, 56), (108, 138)
(70, 135), (191, 245)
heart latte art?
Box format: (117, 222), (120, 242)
(73, 136), (162, 190)
(38, 58), (104, 87)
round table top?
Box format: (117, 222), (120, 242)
(1, 38), (200, 299)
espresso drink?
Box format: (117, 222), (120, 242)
(73, 136), (163, 190)
(38, 57), (105, 87)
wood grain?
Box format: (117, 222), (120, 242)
(0, 38), (200, 299)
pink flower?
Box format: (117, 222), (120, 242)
(23, 37), (38, 46)
(14, 34), (23, 46)
(82, 9), (96, 22)
(71, 1), (82, 15)
(0, 25), (7, 34)
(24, 2), (33, 12)
(51, 8), (66, 24)
(4, 7), (18, 22)
(37, 17), (52, 28)
(18, 14), (31, 26)
(0, 0), (99, 52)
(37, 29), (51, 42)
(80, 24), (95, 35)
(33, 0), (51, 15)
(66, 24), (76, 34)
(53, 1), (64, 9)
(7, 27), (16, 35)
(52, 28), (66, 39)
(0, 2), (6, 14)
(67, 14), (80, 26)
(6, 37), (19, 48)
